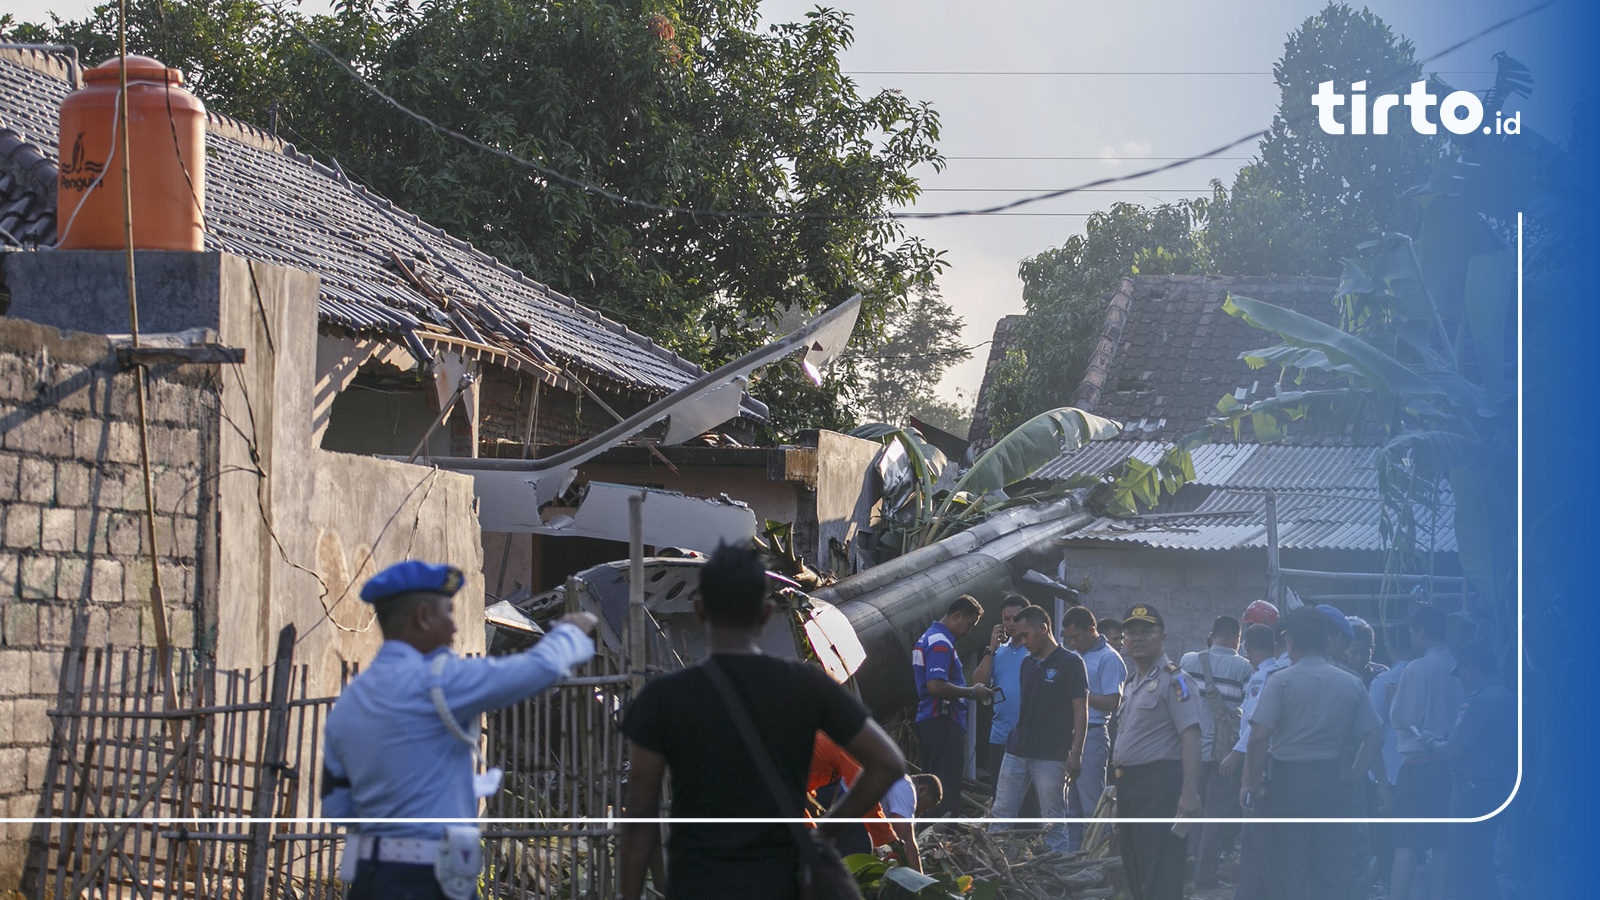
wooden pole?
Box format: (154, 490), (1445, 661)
(1265, 491), (1282, 608)
(628, 491), (648, 694)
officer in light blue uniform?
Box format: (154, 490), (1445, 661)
(323, 561), (597, 899)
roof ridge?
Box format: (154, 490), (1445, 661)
(279, 143), (713, 383)
(1069, 277), (1136, 411)
(0, 46), (77, 84)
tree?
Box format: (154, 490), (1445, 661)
(905, 390), (973, 438)
(13, 0), (945, 438)
(981, 201), (1199, 435)
(851, 286), (971, 428)
(1206, 2), (1440, 276)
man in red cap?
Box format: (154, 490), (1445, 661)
(1243, 599), (1279, 628)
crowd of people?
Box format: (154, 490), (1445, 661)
(323, 547), (1512, 900)
(908, 591), (1515, 900)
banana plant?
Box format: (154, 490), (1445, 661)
(852, 407), (1120, 559)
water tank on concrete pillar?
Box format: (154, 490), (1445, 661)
(56, 54), (206, 251)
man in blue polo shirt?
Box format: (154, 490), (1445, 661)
(913, 595), (992, 817)
(971, 594), (1032, 792)
(1058, 604), (1125, 851)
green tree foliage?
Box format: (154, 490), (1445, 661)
(13, 0), (944, 438)
(981, 202), (1199, 436)
(852, 286), (971, 428)
(981, 3), (1441, 432)
(1212, 55), (1553, 641)
(1203, 2), (1439, 276)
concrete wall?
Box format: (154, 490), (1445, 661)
(1060, 545), (1278, 659)
(0, 251), (484, 888)
(1059, 544), (1410, 658)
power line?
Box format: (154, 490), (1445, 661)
(278, 0), (1556, 224)
(919, 187), (1214, 193)
(942, 156), (1254, 161)
(842, 69), (1548, 76)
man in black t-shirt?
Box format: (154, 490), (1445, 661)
(617, 545), (905, 900)
(988, 605), (1088, 852)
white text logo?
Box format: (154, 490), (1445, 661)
(1313, 81), (1521, 136)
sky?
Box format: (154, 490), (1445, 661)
(4, 0), (1584, 407)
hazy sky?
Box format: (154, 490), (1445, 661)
(6, 0), (1582, 405)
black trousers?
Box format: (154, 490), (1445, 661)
(915, 715), (966, 818)
(1256, 758), (1351, 900)
(1196, 758), (1242, 883)
(348, 860), (451, 900)
(1116, 760), (1186, 900)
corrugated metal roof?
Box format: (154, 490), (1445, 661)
(1065, 485), (1456, 553)
(1038, 440), (1382, 491)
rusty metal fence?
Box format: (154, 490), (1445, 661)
(27, 626), (632, 900)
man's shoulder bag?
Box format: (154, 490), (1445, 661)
(1199, 651), (1242, 756)
(702, 659), (863, 900)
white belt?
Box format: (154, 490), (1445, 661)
(352, 834), (439, 865)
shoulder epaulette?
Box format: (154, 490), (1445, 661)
(1164, 662), (1180, 673)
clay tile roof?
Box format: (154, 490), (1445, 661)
(0, 48), (762, 417)
(1074, 274), (1345, 444)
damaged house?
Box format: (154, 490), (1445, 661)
(974, 274), (1463, 656)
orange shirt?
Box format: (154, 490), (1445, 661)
(808, 732), (896, 846)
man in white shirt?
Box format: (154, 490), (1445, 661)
(1388, 605), (1462, 900)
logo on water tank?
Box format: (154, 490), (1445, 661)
(59, 132), (106, 193)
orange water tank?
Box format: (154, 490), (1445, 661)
(56, 54), (206, 251)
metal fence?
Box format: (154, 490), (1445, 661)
(27, 626), (632, 900)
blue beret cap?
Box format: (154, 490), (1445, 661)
(1316, 604), (1355, 640)
(360, 561), (464, 603)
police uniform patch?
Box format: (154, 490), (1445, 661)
(1173, 674), (1191, 701)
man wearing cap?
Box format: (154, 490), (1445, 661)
(1110, 603), (1201, 900)
(1241, 607), (1382, 900)
(323, 561), (598, 899)
(1426, 640), (1514, 900)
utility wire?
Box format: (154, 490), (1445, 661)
(277, 0), (1556, 224)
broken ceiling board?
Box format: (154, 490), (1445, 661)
(470, 477), (757, 551)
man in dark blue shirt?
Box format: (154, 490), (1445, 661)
(988, 605), (1088, 852)
(1427, 640), (1514, 900)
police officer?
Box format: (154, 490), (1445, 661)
(1110, 603), (1201, 900)
(1240, 607), (1382, 900)
(323, 561), (597, 899)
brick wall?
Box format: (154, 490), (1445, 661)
(0, 316), (217, 882)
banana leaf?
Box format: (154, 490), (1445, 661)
(1223, 294), (1446, 398)
(921, 407), (1119, 543)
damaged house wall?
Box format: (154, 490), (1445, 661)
(0, 251), (483, 889)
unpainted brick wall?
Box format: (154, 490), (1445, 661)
(0, 317), (215, 884)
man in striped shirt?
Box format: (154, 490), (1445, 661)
(1180, 615), (1255, 887)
